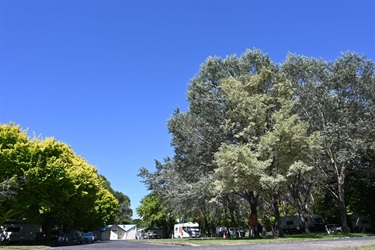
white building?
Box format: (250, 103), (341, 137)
(99, 224), (137, 240)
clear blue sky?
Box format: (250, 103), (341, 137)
(1, 0), (374, 218)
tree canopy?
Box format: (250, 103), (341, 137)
(0, 123), (130, 236)
(139, 49), (375, 236)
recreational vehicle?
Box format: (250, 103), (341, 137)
(280, 214), (325, 234)
(351, 216), (372, 232)
(174, 222), (201, 238)
(3, 221), (40, 242)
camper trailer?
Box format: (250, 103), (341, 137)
(3, 221), (40, 242)
(173, 222), (201, 238)
(136, 228), (163, 239)
(280, 215), (303, 234)
(280, 214), (325, 234)
(351, 216), (372, 232)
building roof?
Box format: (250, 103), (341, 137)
(99, 224), (137, 232)
(117, 224), (137, 232)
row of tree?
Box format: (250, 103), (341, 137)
(138, 49), (375, 236)
(0, 123), (133, 239)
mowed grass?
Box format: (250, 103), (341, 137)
(146, 233), (375, 246)
(349, 246), (375, 250)
(0, 233), (374, 249)
(0, 246), (46, 250)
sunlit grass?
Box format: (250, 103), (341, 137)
(0, 246), (46, 250)
(0, 233), (373, 249)
(346, 246), (375, 250)
(146, 233), (374, 246)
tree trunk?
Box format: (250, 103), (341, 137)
(299, 213), (310, 233)
(249, 192), (259, 237)
(42, 214), (55, 242)
(228, 205), (237, 237)
(240, 190), (259, 237)
(338, 173), (350, 233)
(203, 211), (211, 236)
(273, 200), (285, 237)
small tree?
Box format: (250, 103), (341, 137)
(136, 193), (176, 237)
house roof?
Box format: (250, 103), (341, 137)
(99, 224), (137, 232)
(118, 224), (137, 232)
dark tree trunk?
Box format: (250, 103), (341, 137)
(338, 173), (350, 233)
(228, 204), (237, 236)
(240, 190), (259, 237)
(203, 211), (211, 236)
(273, 200), (285, 237)
(41, 214), (55, 242)
(299, 213), (310, 233)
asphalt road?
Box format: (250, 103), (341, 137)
(51, 236), (375, 250)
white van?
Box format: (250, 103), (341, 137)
(174, 222), (201, 238)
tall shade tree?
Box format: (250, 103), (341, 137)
(0, 123), (118, 235)
(281, 52), (375, 232)
(214, 69), (321, 236)
(140, 49), (374, 235)
(140, 49), (275, 235)
(12, 137), (118, 234)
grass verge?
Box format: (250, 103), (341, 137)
(0, 246), (47, 250)
(347, 246), (375, 250)
(0, 233), (374, 249)
(146, 233), (374, 246)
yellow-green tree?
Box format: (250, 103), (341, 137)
(0, 123), (32, 220)
(0, 123), (118, 235)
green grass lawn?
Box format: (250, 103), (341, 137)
(146, 233), (375, 246)
(0, 233), (374, 249)
(0, 246), (47, 250)
(349, 246), (375, 250)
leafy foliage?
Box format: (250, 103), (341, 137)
(136, 193), (176, 236)
(281, 52), (375, 232)
(0, 123), (120, 234)
(139, 49), (375, 236)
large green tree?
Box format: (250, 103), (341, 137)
(214, 69), (321, 236)
(281, 52), (375, 232)
(139, 49), (275, 234)
(139, 49), (374, 236)
(0, 123), (119, 235)
(11, 137), (118, 234)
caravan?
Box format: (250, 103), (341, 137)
(280, 214), (325, 234)
(3, 221), (40, 242)
(174, 222), (201, 238)
(351, 216), (372, 232)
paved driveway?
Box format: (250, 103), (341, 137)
(52, 236), (375, 249)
